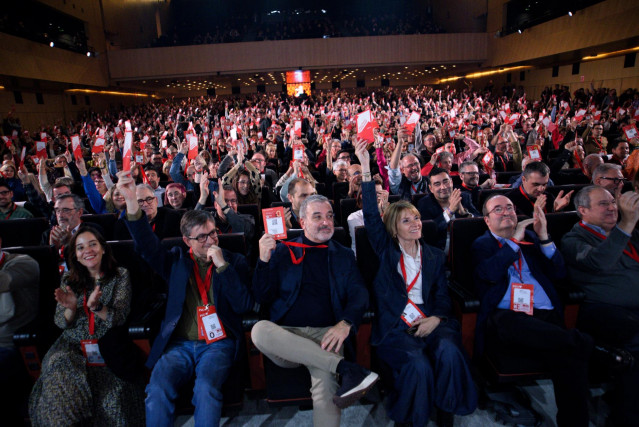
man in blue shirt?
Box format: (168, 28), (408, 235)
(472, 194), (593, 427)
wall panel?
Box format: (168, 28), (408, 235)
(107, 34), (488, 81)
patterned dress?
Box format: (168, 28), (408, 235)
(29, 267), (145, 426)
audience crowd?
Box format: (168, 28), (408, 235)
(154, 11), (442, 47)
(1, 81), (639, 426)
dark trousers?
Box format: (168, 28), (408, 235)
(578, 303), (639, 427)
(376, 320), (478, 427)
(486, 309), (593, 427)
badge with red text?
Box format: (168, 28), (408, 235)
(510, 283), (534, 315)
(81, 339), (107, 366)
(197, 305), (226, 344)
(401, 300), (426, 326)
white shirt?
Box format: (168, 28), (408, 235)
(398, 243), (423, 304)
(347, 210), (364, 257)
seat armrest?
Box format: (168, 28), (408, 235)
(128, 298), (166, 339)
(554, 282), (586, 305)
(448, 280), (480, 313)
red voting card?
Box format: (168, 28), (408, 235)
(262, 207), (287, 240)
(527, 145), (542, 161)
(71, 135), (82, 160)
(623, 125), (638, 141)
(188, 134), (198, 160)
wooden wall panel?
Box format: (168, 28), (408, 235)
(107, 33), (488, 80)
(0, 34), (109, 87)
(486, 0), (639, 67)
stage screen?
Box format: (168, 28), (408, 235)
(286, 70), (311, 97)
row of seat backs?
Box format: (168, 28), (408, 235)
(0, 206), (260, 247)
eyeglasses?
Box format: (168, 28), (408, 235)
(187, 229), (217, 243)
(54, 207), (76, 215)
(460, 171), (479, 176)
(600, 177), (624, 184)
(487, 205), (515, 215)
(137, 197), (156, 205)
(0, 190), (11, 196)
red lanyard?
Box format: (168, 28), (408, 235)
(497, 154), (506, 170)
(189, 249), (215, 306)
(282, 241), (328, 265)
(461, 183), (474, 191)
(399, 250), (422, 293)
(579, 222), (639, 264)
(0, 252), (6, 268)
(82, 289), (96, 336)
(519, 186), (546, 213)
(496, 239), (533, 281)
(592, 137), (603, 152)
(2, 204), (16, 220)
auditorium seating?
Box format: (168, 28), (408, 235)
(81, 213), (118, 241)
(10, 246), (62, 381)
(0, 217), (50, 248)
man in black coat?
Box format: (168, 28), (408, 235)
(417, 168), (480, 251)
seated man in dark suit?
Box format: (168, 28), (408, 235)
(472, 194), (593, 427)
(562, 186), (639, 426)
(417, 167), (480, 252)
(113, 183), (182, 240)
(506, 161), (572, 217)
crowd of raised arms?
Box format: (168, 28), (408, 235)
(1, 82), (639, 427)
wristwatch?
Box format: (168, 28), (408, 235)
(90, 302), (103, 312)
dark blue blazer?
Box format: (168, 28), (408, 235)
(362, 181), (452, 346)
(253, 235), (368, 332)
(471, 229), (566, 356)
(125, 216), (254, 369)
(416, 192), (480, 250)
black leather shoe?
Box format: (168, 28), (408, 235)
(592, 344), (634, 374)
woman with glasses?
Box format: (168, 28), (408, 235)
(354, 140), (477, 427)
(164, 183), (195, 210)
(29, 227), (145, 426)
